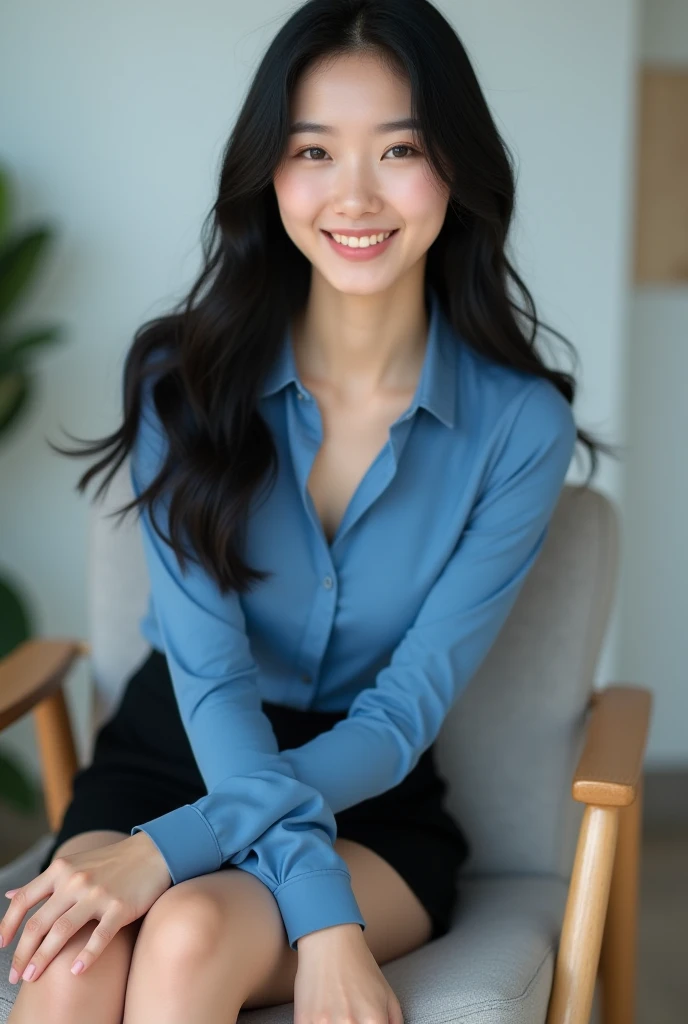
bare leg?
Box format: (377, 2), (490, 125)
(122, 836), (431, 1023)
(7, 830), (141, 1024)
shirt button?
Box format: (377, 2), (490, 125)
(297, 391), (304, 400)
(301, 673), (312, 684)
(323, 575), (333, 589)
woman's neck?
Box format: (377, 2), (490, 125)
(291, 279), (429, 402)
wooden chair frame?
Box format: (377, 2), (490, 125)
(0, 637), (652, 1024)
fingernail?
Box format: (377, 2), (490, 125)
(4, 891), (17, 898)
(71, 960), (84, 976)
(8, 968), (19, 984)
(22, 964), (36, 982)
(0, 935), (4, 948)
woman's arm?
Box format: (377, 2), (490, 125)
(126, 367), (365, 950)
(274, 378), (578, 811)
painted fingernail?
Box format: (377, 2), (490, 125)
(71, 960), (84, 976)
(22, 964), (36, 981)
(8, 968), (19, 984)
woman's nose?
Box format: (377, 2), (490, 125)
(331, 161), (382, 213)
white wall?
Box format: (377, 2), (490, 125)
(0, 0), (640, 780)
(617, 0), (688, 767)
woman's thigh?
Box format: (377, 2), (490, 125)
(127, 835), (432, 1012)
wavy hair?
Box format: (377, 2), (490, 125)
(52, 0), (620, 595)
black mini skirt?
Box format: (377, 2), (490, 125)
(39, 648), (470, 941)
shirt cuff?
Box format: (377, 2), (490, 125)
(273, 868), (367, 950)
(131, 804), (222, 882)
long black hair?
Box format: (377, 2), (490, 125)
(51, 0), (620, 595)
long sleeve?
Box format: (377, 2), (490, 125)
(275, 377), (577, 812)
(127, 366), (365, 949)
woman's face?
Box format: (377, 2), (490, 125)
(272, 51), (450, 297)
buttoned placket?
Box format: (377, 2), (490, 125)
(291, 381), (416, 706)
(291, 382), (339, 704)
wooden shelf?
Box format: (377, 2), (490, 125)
(633, 67), (688, 285)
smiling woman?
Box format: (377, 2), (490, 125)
(3, 0), (618, 1022)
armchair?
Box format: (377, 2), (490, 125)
(0, 469), (652, 1024)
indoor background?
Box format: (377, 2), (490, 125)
(0, 1), (686, 1020)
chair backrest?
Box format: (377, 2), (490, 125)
(86, 459), (618, 881)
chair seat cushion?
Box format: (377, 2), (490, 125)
(240, 875), (569, 1024)
(2, 837), (572, 1023)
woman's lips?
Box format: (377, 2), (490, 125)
(322, 229), (399, 261)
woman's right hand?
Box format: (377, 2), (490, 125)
(294, 922), (404, 1024)
(0, 832), (171, 985)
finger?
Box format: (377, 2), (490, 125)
(69, 906), (126, 977)
(388, 992), (405, 1024)
(12, 909), (96, 987)
(7, 893), (73, 985)
(1, 876), (53, 951)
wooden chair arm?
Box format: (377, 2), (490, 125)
(0, 638), (90, 731)
(547, 683), (653, 1024)
(0, 637), (91, 832)
(574, 684), (653, 806)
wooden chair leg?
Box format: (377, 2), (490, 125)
(598, 774), (643, 1024)
(546, 805), (619, 1024)
(32, 688), (79, 834)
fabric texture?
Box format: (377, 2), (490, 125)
(126, 284), (577, 948)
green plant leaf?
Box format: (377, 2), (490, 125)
(0, 228), (53, 321)
(0, 166), (9, 245)
(0, 574), (38, 813)
(0, 325), (65, 372)
(0, 572), (31, 659)
(0, 750), (41, 814)
(0, 369), (31, 437)
(0, 168), (61, 818)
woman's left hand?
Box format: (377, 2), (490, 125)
(0, 831), (172, 984)
(295, 922), (404, 1024)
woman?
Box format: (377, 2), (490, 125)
(2, 0), (615, 1021)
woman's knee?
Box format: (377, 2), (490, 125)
(134, 883), (233, 969)
(129, 872), (296, 1011)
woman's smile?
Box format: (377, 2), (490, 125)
(321, 227), (399, 260)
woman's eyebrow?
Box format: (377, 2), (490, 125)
(288, 117), (420, 135)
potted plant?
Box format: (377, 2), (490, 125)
(0, 163), (66, 815)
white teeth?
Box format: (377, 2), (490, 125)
(330, 231), (393, 248)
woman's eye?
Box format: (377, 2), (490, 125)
(299, 146), (328, 160)
(295, 144), (419, 161)
(385, 144), (417, 159)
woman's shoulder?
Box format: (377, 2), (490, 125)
(458, 342), (575, 443)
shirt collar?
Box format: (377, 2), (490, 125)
(259, 285), (457, 429)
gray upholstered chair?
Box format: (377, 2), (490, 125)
(0, 463), (652, 1024)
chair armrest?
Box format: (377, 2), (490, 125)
(547, 684), (652, 1024)
(573, 684), (653, 807)
(0, 638), (90, 732)
(0, 638), (91, 831)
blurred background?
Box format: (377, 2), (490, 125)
(0, 0), (686, 1019)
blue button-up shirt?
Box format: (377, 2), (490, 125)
(129, 286), (577, 949)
